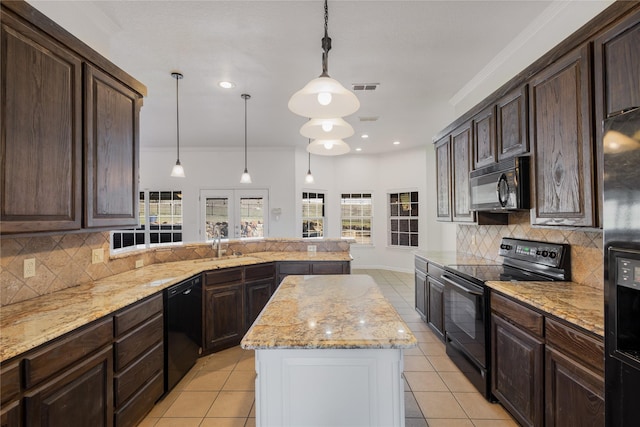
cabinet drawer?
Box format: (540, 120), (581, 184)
(114, 314), (163, 371)
(114, 294), (163, 337)
(545, 317), (604, 375)
(278, 262), (311, 275)
(1, 361), (21, 404)
(427, 263), (444, 278)
(114, 342), (163, 407)
(114, 370), (163, 427)
(245, 263), (275, 281)
(24, 317), (113, 388)
(415, 257), (427, 274)
(491, 292), (543, 337)
(311, 262), (346, 275)
(205, 268), (242, 286)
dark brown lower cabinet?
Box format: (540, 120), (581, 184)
(276, 261), (350, 285)
(545, 347), (604, 427)
(427, 277), (445, 340)
(246, 278), (273, 327)
(205, 282), (245, 352)
(491, 313), (544, 427)
(0, 400), (20, 427)
(24, 346), (113, 427)
(415, 269), (427, 320)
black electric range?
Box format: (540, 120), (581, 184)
(442, 237), (570, 401)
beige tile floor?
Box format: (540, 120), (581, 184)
(140, 269), (518, 427)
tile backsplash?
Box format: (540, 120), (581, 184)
(0, 233), (350, 307)
(457, 211), (603, 289)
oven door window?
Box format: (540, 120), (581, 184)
(445, 283), (486, 366)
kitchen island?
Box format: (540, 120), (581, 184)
(241, 274), (417, 427)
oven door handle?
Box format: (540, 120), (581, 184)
(441, 274), (484, 296)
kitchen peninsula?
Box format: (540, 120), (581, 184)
(241, 274), (417, 427)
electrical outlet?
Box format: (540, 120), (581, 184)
(307, 245), (317, 253)
(24, 258), (36, 278)
(135, 259), (144, 269)
(92, 248), (104, 264)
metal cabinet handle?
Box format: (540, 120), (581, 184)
(441, 274), (483, 296)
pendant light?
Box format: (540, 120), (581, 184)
(288, 0), (360, 119)
(307, 138), (351, 156)
(300, 117), (354, 140)
(170, 72), (185, 178)
(240, 93), (252, 184)
(305, 139), (315, 183)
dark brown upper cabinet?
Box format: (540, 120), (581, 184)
(529, 44), (596, 227)
(497, 85), (529, 161)
(473, 105), (497, 169)
(593, 8), (640, 228)
(451, 121), (475, 223)
(85, 65), (141, 229)
(435, 135), (452, 222)
(0, 1), (145, 235)
(0, 12), (83, 234)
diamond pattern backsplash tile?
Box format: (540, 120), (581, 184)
(0, 233), (351, 307)
(457, 211), (603, 290)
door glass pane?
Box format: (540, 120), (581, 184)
(205, 197), (229, 239)
(239, 197), (264, 238)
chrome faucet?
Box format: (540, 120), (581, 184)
(212, 225), (223, 258)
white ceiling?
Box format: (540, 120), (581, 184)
(28, 0), (612, 154)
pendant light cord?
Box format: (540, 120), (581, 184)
(242, 94), (251, 171)
(173, 73), (182, 162)
(321, 0), (331, 77)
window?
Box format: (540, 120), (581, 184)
(111, 191), (183, 251)
(388, 191), (418, 247)
(341, 193), (372, 244)
(201, 189), (268, 240)
(302, 192), (325, 238)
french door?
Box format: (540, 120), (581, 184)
(200, 189), (269, 240)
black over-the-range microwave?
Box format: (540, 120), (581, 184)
(470, 156), (530, 211)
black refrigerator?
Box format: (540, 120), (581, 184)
(603, 106), (640, 426)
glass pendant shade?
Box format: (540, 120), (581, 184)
(288, 76), (360, 119)
(171, 161), (185, 178)
(240, 169), (252, 184)
(300, 117), (354, 140)
(307, 139), (351, 156)
(305, 170), (315, 184)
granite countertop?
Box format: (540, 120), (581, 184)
(0, 251), (352, 363)
(241, 274), (417, 350)
(486, 281), (604, 337)
(413, 250), (496, 267)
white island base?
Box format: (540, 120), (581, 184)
(254, 347), (406, 427)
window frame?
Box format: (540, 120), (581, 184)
(302, 191), (325, 239)
(340, 193), (373, 245)
(387, 190), (419, 248)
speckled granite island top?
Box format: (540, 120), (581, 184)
(241, 274), (417, 350)
(0, 251), (351, 362)
(486, 281), (604, 337)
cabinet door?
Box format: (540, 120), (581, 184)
(497, 85), (529, 160)
(529, 44), (596, 227)
(451, 122), (475, 223)
(545, 347), (604, 427)
(473, 105), (497, 169)
(594, 8), (640, 228)
(0, 400), (20, 427)
(434, 136), (452, 221)
(204, 284), (244, 352)
(491, 314), (544, 427)
(0, 12), (82, 234)
(24, 346), (113, 427)
(427, 277), (445, 340)
(84, 64), (141, 229)
(245, 278), (273, 328)
(415, 270), (427, 320)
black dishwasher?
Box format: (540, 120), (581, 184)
(164, 275), (202, 392)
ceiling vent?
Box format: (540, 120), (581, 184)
(359, 116), (379, 122)
(352, 83), (379, 91)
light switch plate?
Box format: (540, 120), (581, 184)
(92, 248), (104, 264)
(24, 258), (36, 278)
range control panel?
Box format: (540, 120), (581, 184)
(498, 238), (566, 268)
(617, 257), (640, 290)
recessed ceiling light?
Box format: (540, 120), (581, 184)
(393, 141), (400, 145)
(361, 134), (369, 139)
(219, 81), (235, 89)
(355, 147), (362, 152)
